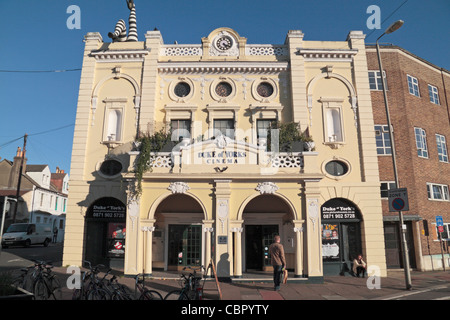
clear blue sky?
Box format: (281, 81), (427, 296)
(0, 0), (449, 175)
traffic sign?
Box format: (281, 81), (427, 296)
(388, 188), (409, 212)
(436, 216), (444, 227)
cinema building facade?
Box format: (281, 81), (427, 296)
(63, 25), (387, 280)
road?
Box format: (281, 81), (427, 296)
(0, 242), (63, 273)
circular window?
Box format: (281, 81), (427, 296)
(325, 160), (348, 177)
(174, 82), (191, 98)
(257, 82), (274, 98)
(215, 82), (233, 97)
(100, 160), (123, 177)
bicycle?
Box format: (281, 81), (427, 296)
(72, 261), (110, 300)
(29, 260), (61, 300)
(164, 266), (204, 300)
(134, 273), (163, 300)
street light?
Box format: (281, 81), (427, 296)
(376, 20), (412, 290)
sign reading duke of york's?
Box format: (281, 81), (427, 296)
(388, 188), (409, 212)
(182, 136), (259, 166)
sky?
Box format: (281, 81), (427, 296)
(0, 0), (449, 175)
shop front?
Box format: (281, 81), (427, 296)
(84, 197), (127, 269)
(321, 198), (362, 276)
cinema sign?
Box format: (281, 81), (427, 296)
(181, 136), (262, 166)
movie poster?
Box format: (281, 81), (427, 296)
(322, 224), (340, 260)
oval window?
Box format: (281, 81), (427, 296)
(325, 160), (348, 177)
(100, 160), (123, 176)
(174, 82), (191, 98)
(257, 82), (274, 98)
(215, 82), (233, 97)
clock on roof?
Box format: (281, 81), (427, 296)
(216, 35), (232, 51)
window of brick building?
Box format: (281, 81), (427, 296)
(407, 75), (420, 97)
(368, 70), (387, 90)
(428, 84), (440, 105)
(374, 125), (392, 155)
(380, 181), (396, 198)
(414, 127), (428, 158)
(427, 183), (449, 201)
(436, 134), (448, 163)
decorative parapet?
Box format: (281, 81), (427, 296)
(245, 45), (288, 56)
(159, 44), (288, 57)
(160, 45), (202, 56)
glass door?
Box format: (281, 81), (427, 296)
(168, 225), (202, 267)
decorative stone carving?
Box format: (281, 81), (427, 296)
(307, 199), (319, 231)
(168, 182), (190, 194)
(218, 199), (228, 233)
(256, 182), (279, 194)
(214, 135), (230, 149)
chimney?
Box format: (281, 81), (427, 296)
(8, 147), (27, 188)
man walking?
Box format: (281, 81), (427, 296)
(269, 235), (286, 291)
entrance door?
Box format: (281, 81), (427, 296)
(383, 222), (416, 269)
(168, 225), (202, 269)
(245, 225), (278, 270)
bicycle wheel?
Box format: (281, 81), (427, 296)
(72, 288), (83, 300)
(34, 278), (49, 300)
(87, 288), (110, 300)
(48, 275), (62, 300)
(164, 290), (189, 300)
(139, 289), (163, 300)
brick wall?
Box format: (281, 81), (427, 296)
(366, 46), (450, 259)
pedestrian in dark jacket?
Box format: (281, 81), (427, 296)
(269, 235), (286, 291)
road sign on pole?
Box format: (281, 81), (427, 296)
(435, 215), (446, 271)
(388, 188), (409, 212)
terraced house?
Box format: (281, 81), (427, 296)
(63, 7), (387, 281)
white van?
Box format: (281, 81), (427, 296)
(1, 223), (52, 248)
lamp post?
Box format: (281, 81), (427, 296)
(376, 20), (412, 290)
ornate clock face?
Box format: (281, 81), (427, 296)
(216, 36), (232, 51)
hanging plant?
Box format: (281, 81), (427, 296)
(133, 129), (171, 196)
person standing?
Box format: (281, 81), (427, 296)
(269, 235), (286, 291)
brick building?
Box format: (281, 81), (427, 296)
(366, 44), (450, 271)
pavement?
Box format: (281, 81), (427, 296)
(2, 243), (450, 301)
(51, 266), (450, 301)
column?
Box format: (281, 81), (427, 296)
(231, 226), (243, 278)
(304, 179), (323, 278)
(203, 219), (214, 277)
(214, 180), (232, 279)
(293, 220), (304, 278)
(141, 223), (155, 275)
(124, 194), (141, 275)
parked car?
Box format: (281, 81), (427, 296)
(1, 223), (52, 248)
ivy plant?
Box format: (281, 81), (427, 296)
(133, 129), (171, 196)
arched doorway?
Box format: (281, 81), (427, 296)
(242, 194), (295, 272)
(321, 198), (362, 276)
(84, 197), (126, 269)
(153, 194), (206, 271)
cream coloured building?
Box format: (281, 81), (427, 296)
(63, 25), (387, 281)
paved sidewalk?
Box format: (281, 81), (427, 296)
(54, 267), (450, 300)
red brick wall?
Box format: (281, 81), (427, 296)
(367, 46), (450, 258)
